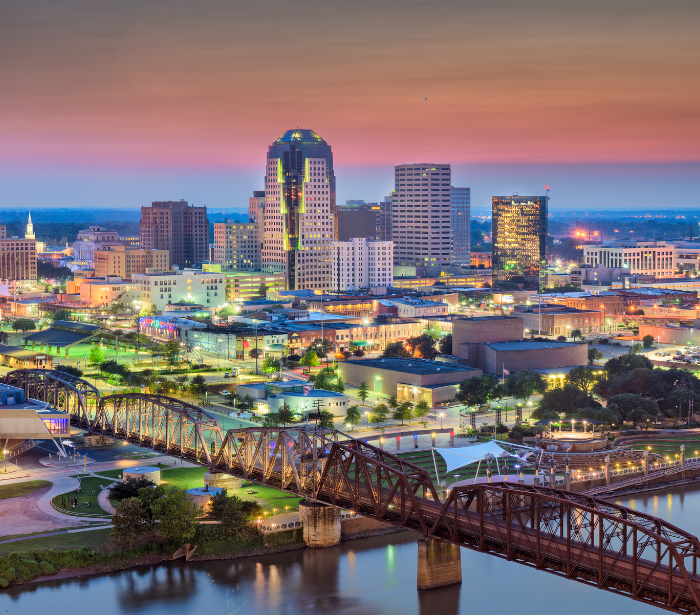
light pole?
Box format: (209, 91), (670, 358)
(2, 449), (6, 473)
(438, 412), (445, 429)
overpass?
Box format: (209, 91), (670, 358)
(5, 368), (700, 612)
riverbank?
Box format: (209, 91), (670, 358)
(2, 522), (408, 589)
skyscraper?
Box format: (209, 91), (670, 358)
(262, 129), (337, 291)
(139, 200), (208, 269)
(392, 164), (452, 275)
(492, 195), (547, 288)
(451, 187), (470, 266)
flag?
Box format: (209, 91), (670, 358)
(503, 368), (510, 376)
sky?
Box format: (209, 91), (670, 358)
(0, 0), (698, 212)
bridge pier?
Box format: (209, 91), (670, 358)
(417, 537), (462, 590)
(299, 500), (341, 547)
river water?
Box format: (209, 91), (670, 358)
(3, 485), (700, 615)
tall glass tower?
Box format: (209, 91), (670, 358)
(262, 129), (337, 291)
(450, 187), (470, 266)
(492, 195), (547, 289)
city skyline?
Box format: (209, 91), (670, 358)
(0, 0), (698, 211)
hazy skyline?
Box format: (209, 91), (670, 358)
(1, 0), (698, 210)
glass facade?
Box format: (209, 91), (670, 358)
(41, 417), (69, 434)
(492, 195), (547, 288)
(451, 186), (471, 266)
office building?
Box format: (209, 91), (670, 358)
(133, 270), (224, 311)
(392, 164), (452, 275)
(213, 222), (261, 271)
(262, 129), (337, 291)
(337, 201), (380, 240)
(139, 200), (209, 269)
(331, 238), (394, 291)
(73, 227), (122, 268)
(0, 238), (37, 283)
(0, 225), (6, 240)
(492, 195), (547, 288)
(451, 187), (470, 266)
(248, 190), (265, 247)
(582, 241), (675, 278)
(93, 245), (169, 279)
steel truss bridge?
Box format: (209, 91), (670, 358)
(6, 369), (700, 613)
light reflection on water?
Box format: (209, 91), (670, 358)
(3, 484), (700, 615)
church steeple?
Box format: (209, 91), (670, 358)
(25, 211), (35, 240)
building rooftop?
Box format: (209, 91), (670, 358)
(485, 341), (583, 351)
(274, 129), (325, 144)
(345, 358), (479, 375)
(277, 389), (346, 399)
(0, 346), (46, 359)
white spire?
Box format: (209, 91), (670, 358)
(25, 211), (35, 240)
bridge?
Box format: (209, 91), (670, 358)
(6, 368), (700, 612)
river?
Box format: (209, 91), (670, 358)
(3, 485), (700, 615)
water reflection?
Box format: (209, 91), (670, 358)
(7, 485), (700, 615)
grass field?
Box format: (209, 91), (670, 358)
(0, 480), (52, 500)
(629, 435), (700, 462)
(52, 476), (112, 516)
(0, 528), (115, 556)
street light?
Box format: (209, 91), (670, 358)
(438, 412), (445, 429)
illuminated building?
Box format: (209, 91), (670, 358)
(133, 270), (224, 311)
(582, 241), (675, 277)
(0, 237), (37, 283)
(248, 190), (265, 248)
(492, 195), (547, 288)
(213, 222), (260, 271)
(139, 200), (209, 269)
(331, 238), (394, 291)
(392, 164), (452, 274)
(93, 245), (169, 278)
(262, 129), (337, 291)
(25, 212), (35, 240)
(451, 187), (470, 266)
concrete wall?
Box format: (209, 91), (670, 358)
(452, 317), (522, 360)
(639, 324), (700, 346)
(482, 343), (588, 374)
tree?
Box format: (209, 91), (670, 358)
(630, 343), (643, 354)
(345, 405), (362, 430)
(175, 375), (189, 391)
(12, 318), (36, 332)
(456, 375), (498, 407)
(570, 328), (582, 341)
(438, 334), (453, 355)
(88, 345), (104, 369)
(607, 393), (659, 426)
(160, 339), (182, 366)
(136, 484), (165, 536)
(387, 395), (399, 412)
(604, 353), (653, 377)
(262, 357), (281, 375)
(212, 493), (264, 534)
(393, 401), (413, 425)
(301, 350), (319, 373)
(50, 309), (73, 322)
(533, 384), (600, 419)
(56, 364), (83, 378)
(642, 334), (655, 348)
(357, 381), (369, 405)
(150, 487), (201, 544)
(588, 348), (604, 365)
(504, 371), (547, 403)
(564, 366), (599, 392)
(556, 335), (567, 343)
(333, 376), (346, 394)
(308, 338), (333, 362)
(111, 497), (148, 549)
(263, 413), (281, 427)
(382, 342), (411, 358)
(108, 476), (155, 502)
(406, 334), (438, 360)
(414, 400), (431, 422)
(318, 410), (335, 429)
(369, 403), (389, 427)
(190, 374), (207, 397)
(352, 348), (366, 358)
(277, 403), (294, 427)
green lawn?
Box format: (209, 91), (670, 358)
(397, 449), (522, 485)
(0, 480), (52, 500)
(0, 529), (114, 556)
(159, 467), (301, 516)
(52, 476), (112, 516)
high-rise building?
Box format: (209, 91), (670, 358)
(139, 200), (208, 269)
(212, 222), (261, 271)
(331, 238), (393, 291)
(262, 129), (337, 291)
(0, 238), (37, 282)
(248, 190), (265, 244)
(392, 164), (452, 274)
(0, 226), (6, 240)
(337, 201), (380, 241)
(492, 195), (547, 288)
(451, 187), (470, 266)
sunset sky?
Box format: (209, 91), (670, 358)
(0, 0), (698, 211)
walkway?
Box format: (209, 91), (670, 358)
(0, 524), (113, 545)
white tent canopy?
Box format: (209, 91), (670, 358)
(433, 441), (509, 474)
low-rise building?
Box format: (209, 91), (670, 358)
(234, 380), (349, 417)
(480, 340), (588, 375)
(511, 304), (604, 336)
(0, 345), (53, 369)
(387, 298), (449, 318)
(339, 357), (483, 407)
(94, 245), (169, 278)
(331, 237), (393, 291)
(78, 276), (142, 308)
(134, 269), (225, 311)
